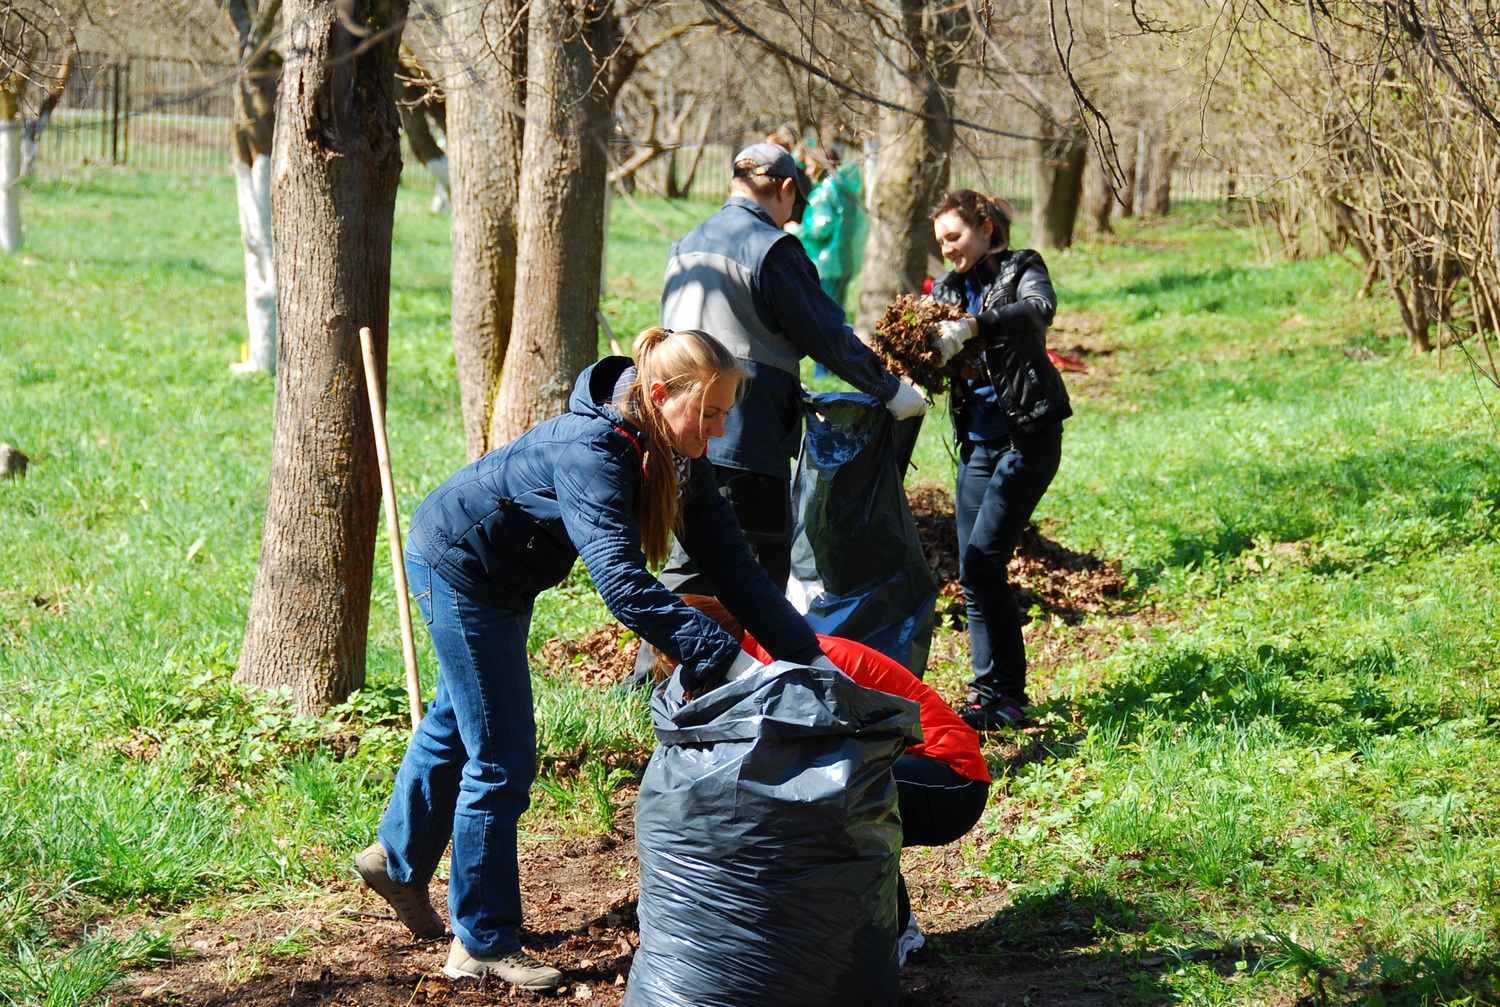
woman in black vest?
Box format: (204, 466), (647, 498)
(927, 191), (1073, 731)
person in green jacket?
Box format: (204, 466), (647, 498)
(792, 145), (866, 378)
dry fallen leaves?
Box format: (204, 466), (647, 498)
(869, 295), (975, 396)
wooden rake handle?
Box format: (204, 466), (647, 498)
(359, 326), (424, 733)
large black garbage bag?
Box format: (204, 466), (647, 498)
(789, 392), (938, 675)
(625, 662), (921, 1007)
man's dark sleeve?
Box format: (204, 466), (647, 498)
(757, 237), (899, 402)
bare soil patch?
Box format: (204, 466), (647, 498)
(114, 792), (1147, 1007)
(111, 478), (1152, 1006)
(1047, 312), (1122, 402)
(537, 625), (639, 688)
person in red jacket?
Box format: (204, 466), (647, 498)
(651, 595), (992, 964)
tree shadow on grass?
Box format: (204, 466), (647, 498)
(901, 885), (1269, 1006)
(1070, 641), (1452, 749)
(1127, 439), (1500, 591)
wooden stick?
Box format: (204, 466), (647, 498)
(359, 326), (424, 733)
(596, 308), (625, 356)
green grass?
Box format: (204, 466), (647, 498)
(3, 168), (1499, 1005)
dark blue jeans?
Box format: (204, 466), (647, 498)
(378, 551), (536, 956)
(954, 426), (1063, 705)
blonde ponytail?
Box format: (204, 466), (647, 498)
(620, 327), (746, 567)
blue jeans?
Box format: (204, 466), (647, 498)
(379, 551), (536, 956)
(954, 427), (1063, 705)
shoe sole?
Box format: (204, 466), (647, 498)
(353, 851), (447, 941)
(442, 963), (561, 989)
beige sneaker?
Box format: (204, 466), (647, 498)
(443, 936), (563, 989)
(352, 843), (447, 940)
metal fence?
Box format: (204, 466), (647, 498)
(32, 57), (1235, 210)
(668, 144), (1231, 211)
(34, 52), (233, 176)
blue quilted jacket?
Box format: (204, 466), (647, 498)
(408, 357), (821, 683)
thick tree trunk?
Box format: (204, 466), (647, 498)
(437, 0), (527, 459)
(490, 0), (617, 443)
(236, 0), (408, 715)
(854, 0), (960, 336)
(1032, 128), (1087, 251)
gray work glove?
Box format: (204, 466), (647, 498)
(724, 648), (769, 682)
(884, 378), (928, 421)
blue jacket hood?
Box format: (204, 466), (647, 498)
(569, 355), (636, 425)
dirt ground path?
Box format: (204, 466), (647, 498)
(118, 473), (1152, 1006)
(115, 816), (1145, 1007)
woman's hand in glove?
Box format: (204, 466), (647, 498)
(931, 317), (978, 366)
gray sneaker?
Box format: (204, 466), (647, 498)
(352, 843), (447, 940)
(443, 936), (563, 989)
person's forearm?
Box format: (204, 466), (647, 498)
(974, 297), (1053, 345)
(760, 243), (898, 400)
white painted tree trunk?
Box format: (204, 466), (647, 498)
(232, 153), (277, 373)
(1, 120), (22, 254)
(424, 155), (450, 213)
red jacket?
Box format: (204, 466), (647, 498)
(742, 634), (991, 784)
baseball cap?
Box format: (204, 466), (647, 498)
(732, 142), (812, 203)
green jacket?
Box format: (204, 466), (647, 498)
(797, 162), (866, 282)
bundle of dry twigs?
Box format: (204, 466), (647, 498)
(868, 295), (979, 397)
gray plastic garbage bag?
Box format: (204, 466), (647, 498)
(789, 392), (938, 675)
(624, 661), (922, 1007)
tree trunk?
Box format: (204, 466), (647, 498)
(490, 0), (617, 443)
(236, 0), (408, 715)
(853, 0), (960, 336)
(667, 111), (710, 199)
(233, 152), (277, 371)
(1113, 129), (1137, 218)
(227, 9), (280, 375)
(438, 0), (527, 459)
(21, 50), (74, 177)
(1032, 127), (1086, 251)
(1081, 151), (1113, 236)
(395, 66), (450, 212)
(0, 113), (20, 254)
(1140, 141), (1177, 217)
(1133, 125), (1177, 217)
